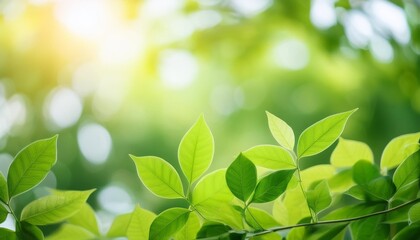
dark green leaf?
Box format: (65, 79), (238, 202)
(196, 222), (232, 238)
(0, 228), (16, 240)
(0, 173), (8, 203)
(19, 222), (44, 240)
(350, 216), (389, 240)
(393, 150), (420, 189)
(352, 160), (380, 186)
(226, 153), (257, 202)
(251, 170), (295, 203)
(149, 208), (190, 240)
(392, 222), (420, 240)
(304, 223), (348, 240)
(8, 135), (58, 198)
(409, 203), (420, 224)
(0, 204), (8, 223)
(366, 177), (395, 201)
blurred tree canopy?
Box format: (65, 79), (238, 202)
(0, 0), (419, 220)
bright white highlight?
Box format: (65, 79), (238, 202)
(310, 0), (337, 29)
(141, 0), (184, 19)
(46, 88), (82, 129)
(190, 10), (222, 30)
(370, 35), (394, 63)
(273, 39), (310, 70)
(78, 123), (112, 164)
(98, 185), (133, 214)
(343, 10), (373, 48)
(0, 92), (27, 139)
(159, 50), (198, 89)
(230, 0), (273, 16)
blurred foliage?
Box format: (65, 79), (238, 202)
(0, 0), (419, 227)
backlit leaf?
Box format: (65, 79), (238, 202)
(194, 201), (243, 229)
(175, 212), (201, 240)
(266, 111), (295, 151)
(226, 153), (257, 202)
(297, 109), (357, 158)
(107, 213), (131, 237)
(409, 203), (420, 224)
(277, 186), (311, 225)
(8, 135), (58, 198)
(331, 138), (373, 167)
(0, 173), (8, 203)
(251, 170), (295, 203)
(178, 115), (214, 184)
(149, 208), (190, 240)
(131, 156), (184, 199)
(192, 169), (233, 207)
(46, 224), (95, 240)
(393, 151), (420, 189)
(244, 207), (279, 230)
(67, 203), (99, 235)
(306, 180), (332, 215)
(243, 145), (296, 170)
(380, 132), (420, 171)
(127, 205), (156, 240)
(301, 165), (336, 189)
(21, 189), (94, 225)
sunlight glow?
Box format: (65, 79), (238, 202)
(310, 0), (337, 29)
(45, 88), (83, 129)
(272, 39), (310, 70)
(77, 123), (112, 164)
(343, 10), (373, 48)
(159, 50), (198, 89)
(0, 93), (27, 139)
(370, 35), (394, 63)
(230, 0), (273, 16)
(98, 185), (133, 214)
(190, 10), (222, 30)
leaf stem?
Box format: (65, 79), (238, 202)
(295, 158), (316, 222)
(249, 198), (420, 238)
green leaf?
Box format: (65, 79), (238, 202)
(350, 216), (389, 240)
(393, 150), (420, 189)
(149, 208), (190, 240)
(365, 177), (395, 201)
(243, 145), (296, 170)
(175, 212), (201, 240)
(46, 224), (96, 240)
(352, 160), (380, 186)
(300, 164), (336, 189)
(0, 173), (8, 203)
(226, 153), (257, 202)
(251, 170), (295, 203)
(127, 205), (156, 240)
(393, 222), (420, 240)
(192, 169), (233, 207)
(19, 222), (44, 240)
(7, 135), (58, 198)
(330, 138), (373, 167)
(194, 201), (243, 229)
(251, 232), (282, 240)
(21, 189), (94, 225)
(107, 212), (131, 237)
(244, 207), (279, 230)
(67, 203), (99, 236)
(306, 180), (332, 215)
(196, 222), (232, 239)
(0, 228), (16, 240)
(178, 115), (214, 184)
(322, 203), (386, 221)
(297, 109), (357, 158)
(304, 223), (348, 240)
(0, 204), (8, 223)
(266, 111), (295, 151)
(409, 203), (420, 224)
(380, 132), (420, 171)
(131, 155), (184, 199)
(328, 169), (354, 193)
(274, 186), (310, 225)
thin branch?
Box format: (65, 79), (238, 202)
(250, 198), (420, 237)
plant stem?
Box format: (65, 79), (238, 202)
(249, 198), (420, 238)
(295, 158), (316, 222)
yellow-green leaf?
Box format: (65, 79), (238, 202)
(306, 180), (332, 215)
(192, 169), (233, 207)
(127, 205), (156, 240)
(245, 207), (279, 230)
(46, 224), (96, 240)
(131, 156), (184, 199)
(67, 203), (99, 236)
(175, 212), (201, 240)
(331, 138), (373, 167)
(149, 208), (190, 240)
(297, 109), (357, 158)
(21, 189), (94, 225)
(301, 165), (336, 189)
(266, 111), (295, 151)
(380, 132), (420, 171)
(408, 203), (420, 224)
(393, 151), (420, 189)
(178, 115), (214, 184)
(8, 135), (58, 198)
(243, 145), (296, 170)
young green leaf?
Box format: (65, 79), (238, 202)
(274, 186), (311, 225)
(226, 153), (257, 202)
(393, 150), (420, 189)
(107, 212), (132, 237)
(0, 204), (8, 223)
(178, 115), (214, 184)
(8, 135), (58, 198)
(127, 205), (156, 240)
(67, 203), (99, 236)
(306, 180), (332, 215)
(297, 109), (357, 158)
(244, 207), (279, 230)
(131, 156), (184, 199)
(380, 132), (420, 171)
(149, 208), (191, 240)
(251, 170), (295, 203)
(328, 169), (354, 193)
(0, 228), (17, 240)
(21, 189), (94, 225)
(408, 203), (420, 224)
(352, 160), (380, 186)
(300, 164), (336, 190)
(330, 138), (373, 167)
(19, 222), (44, 240)
(243, 145), (296, 170)
(175, 212), (201, 240)
(192, 169), (233, 207)
(266, 111), (295, 151)
(0, 173), (8, 203)
(46, 224), (96, 240)
(193, 201), (243, 230)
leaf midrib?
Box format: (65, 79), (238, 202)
(22, 195), (83, 221)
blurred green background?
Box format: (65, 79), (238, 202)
(0, 0), (419, 232)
